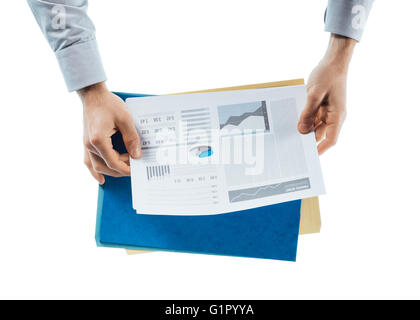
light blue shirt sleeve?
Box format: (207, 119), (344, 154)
(27, 0), (106, 92)
(27, 1), (373, 92)
(325, 0), (374, 42)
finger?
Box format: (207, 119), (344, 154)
(315, 122), (327, 142)
(84, 150), (105, 184)
(119, 153), (130, 165)
(314, 107), (328, 128)
(298, 93), (325, 134)
(90, 135), (130, 175)
(117, 115), (142, 159)
(317, 124), (341, 155)
(84, 138), (101, 157)
(89, 152), (127, 177)
(86, 144), (102, 157)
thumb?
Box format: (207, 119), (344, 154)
(298, 93), (323, 134)
(117, 115), (142, 159)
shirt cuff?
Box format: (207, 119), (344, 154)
(325, 0), (373, 42)
(55, 40), (107, 92)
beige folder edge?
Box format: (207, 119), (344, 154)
(126, 79), (321, 255)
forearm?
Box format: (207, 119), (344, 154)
(77, 82), (108, 102)
(322, 34), (357, 73)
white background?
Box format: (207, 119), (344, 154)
(0, 0), (419, 299)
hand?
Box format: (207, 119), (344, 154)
(79, 82), (142, 184)
(298, 34), (356, 155)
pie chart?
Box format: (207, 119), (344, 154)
(190, 145), (213, 158)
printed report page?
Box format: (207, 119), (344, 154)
(126, 86), (325, 215)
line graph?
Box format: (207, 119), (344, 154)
(228, 178), (310, 203)
(218, 101), (270, 133)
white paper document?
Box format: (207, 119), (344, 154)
(127, 85), (325, 215)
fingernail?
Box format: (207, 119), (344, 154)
(298, 123), (309, 132)
(133, 147), (141, 158)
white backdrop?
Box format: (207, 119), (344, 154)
(1, 0), (419, 299)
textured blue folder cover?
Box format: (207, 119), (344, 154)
(96, 92), (301, 261)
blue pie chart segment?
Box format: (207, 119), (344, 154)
(199, 149), (213, 158)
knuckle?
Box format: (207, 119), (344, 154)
(125, 136), (138, 146)
(118, 111), (131, 123)
(83, 139), (91, 148)
(107, 161), (117, 171)
(92, 162), (100, 172)
(341, 110), (347, 122)
(89, 133), (102, 146)
(109, 172), (122, 178)
(307, 91), (320, 102)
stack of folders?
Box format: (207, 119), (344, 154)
(95, 80), (325, 261)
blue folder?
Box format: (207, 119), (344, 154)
(95, 92), (301, 261)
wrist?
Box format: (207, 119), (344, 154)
(322, 34), (357, 73)
(77, 82), (108, 103)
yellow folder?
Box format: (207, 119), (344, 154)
(126, 79), (321, 255)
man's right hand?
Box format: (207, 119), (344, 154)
(78, 82), (142, 184)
